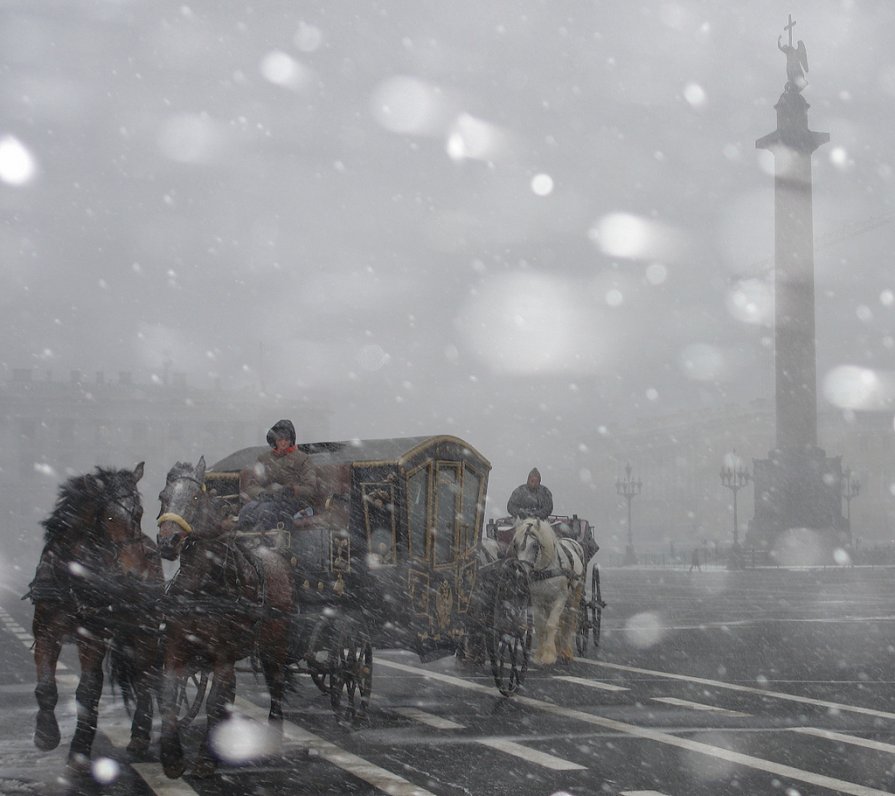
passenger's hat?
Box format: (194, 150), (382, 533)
(266, 419), (296, 447)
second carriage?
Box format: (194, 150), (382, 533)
(485, 513), (605, 659)
(206, 434), (533, 713)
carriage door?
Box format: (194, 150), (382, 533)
(433, 462), (460, 568)
(419, 462), (458, 638)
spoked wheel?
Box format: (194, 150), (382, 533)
(174, 669), (208, 729)
(310, 667), (336, 695)
(591, 566), (606, 651)
(326, 619), (373, 721)
(306, 614), (339, 695)
(489, 559), (531, 697)
(575, 585), (590, 656)
(576, 565), (606, 656)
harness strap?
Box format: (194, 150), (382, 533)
(157, 512), (193, 534)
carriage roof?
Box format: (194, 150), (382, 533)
(210, 434), (491, 474)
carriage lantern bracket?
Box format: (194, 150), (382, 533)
(720, 450), (751, 570)
(841, 465), (860, 539)
(616, 463), (642, 566)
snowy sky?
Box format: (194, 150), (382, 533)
(1, 1), (893, 514)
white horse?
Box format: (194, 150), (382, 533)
(510, 517), (586, 665)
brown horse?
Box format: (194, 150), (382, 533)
(28, 462), (162, 768)
(155, 456), (294, 779)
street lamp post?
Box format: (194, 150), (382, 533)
(841, 466), (860, 540)
(720, 450), (751, 570)
(616, 463), (642, 566)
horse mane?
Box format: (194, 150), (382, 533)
(40, 466), (135, 543)
(166, 461), (201, 483)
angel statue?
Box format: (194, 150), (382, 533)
(778, 35), (808, 92)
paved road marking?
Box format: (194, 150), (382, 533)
(650, 697), (750, 717)
(131, 766), (201, 796)
(577, 658), (895, 721)
(476, 738), (585, 770)
(394, 707), (464, 730)
(552, 675), (629, 692)
(0, 605), (68, 670)
(235, 696), (437, 796)
(97, 702), (201, 795)
(394, 707), (585, 770)
(793, 727), (895, 754)
(377, 657), (892, 796)
(619, 791), (671, 795)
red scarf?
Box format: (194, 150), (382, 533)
(273, 445), (296, 457)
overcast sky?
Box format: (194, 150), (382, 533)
(2, 1), (893, 514)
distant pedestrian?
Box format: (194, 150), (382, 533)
(689, 548), (701, 572)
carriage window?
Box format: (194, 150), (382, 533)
(362, 483), (396, 567)
(407, 466), (429, 560)
(460, 468), (483, 552)
(434, 463), (460, 566)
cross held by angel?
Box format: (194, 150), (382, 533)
(778, 16), (808, 93)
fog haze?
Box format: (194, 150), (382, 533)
(2, 1), (894, 518)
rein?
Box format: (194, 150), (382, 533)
(157, 512), (193, 535)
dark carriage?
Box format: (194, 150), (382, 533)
(206, 434), (499, 713)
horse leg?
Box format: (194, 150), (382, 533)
(540, 588), (567, 667)
(531, 599), (553, 666)
(32, 614), (62, 751)
(556, 582), (582, 664)
(159, 660), (186, 779)
(126, 637), (158, 756)
(68, 636), (107, 769)
(193, 662), (236, 778)
(260, 636), (286, 733)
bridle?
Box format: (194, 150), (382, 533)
(96, 488), (144, 558)
(156, 474), (206, 536)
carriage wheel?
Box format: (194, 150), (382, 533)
(489, 559), (531, 697)
(342, 631), (373, 720)
(575, 588), (590, 656)
(304, 613), (341, 696)
(311, 616), (373, 720)
(174, 669), (208, 729)
(591, 566), (605, 651)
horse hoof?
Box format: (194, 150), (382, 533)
(162, 759), (185, 780)
(66, 752), (91, 774)
(34, 710), (60, 751)
(127, 736), (151, 757)
(192, 756), (216, 778)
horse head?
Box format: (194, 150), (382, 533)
(97, 461), (145, 543)
(511, 517), (556, 572)
(156, 456), (217, 560)
(42, 462), (146, 570)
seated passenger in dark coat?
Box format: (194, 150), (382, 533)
(507, 467), (553, 520)
(237, 419), (316, 531)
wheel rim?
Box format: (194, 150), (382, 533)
(575, 594), (588, 655)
